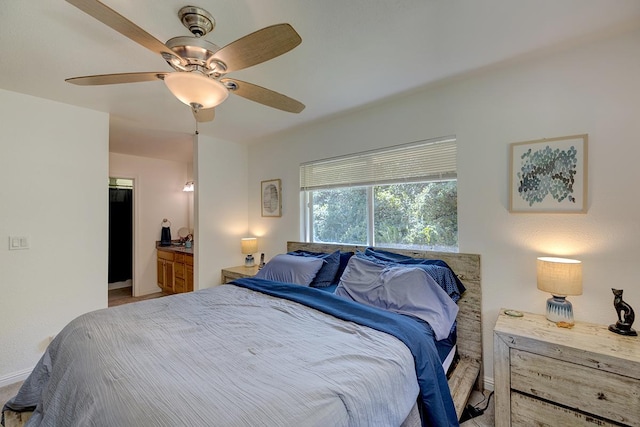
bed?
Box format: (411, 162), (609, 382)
(2, 242), (481, 427)
(286, 242), (484, 419)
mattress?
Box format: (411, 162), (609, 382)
(3, 279), (458, 426)
(442, 344), (457, 373)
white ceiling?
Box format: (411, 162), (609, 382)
(2, 1), (640, 163)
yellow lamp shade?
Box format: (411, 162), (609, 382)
(241, 238), (258, 255)
(536, 257), (583, 296)
(241, 237), (258, 267)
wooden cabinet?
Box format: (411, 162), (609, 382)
(494, 309), (640, 426)
(174, 253), (186, 293)
(157, 247), (194, 294)
(185, 255), (194, 292)
(157, 249), (176, 293)
(221, 265), (259, 283)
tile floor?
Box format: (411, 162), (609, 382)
(108, 287), (166, 307)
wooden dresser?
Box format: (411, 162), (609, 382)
(157, 246), (194, 294)
(494, 309), (640, 426)
(221, 265), (259, 283)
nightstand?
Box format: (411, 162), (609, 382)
(494, 309), (640, 426)
(221, 265), (259, 284)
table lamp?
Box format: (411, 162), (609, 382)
(241, 238), (258, 267)
(537, 257), (583, 325)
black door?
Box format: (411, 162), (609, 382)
(108, 187), (133, 284)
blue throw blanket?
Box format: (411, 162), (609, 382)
(233, 277), (459, 427)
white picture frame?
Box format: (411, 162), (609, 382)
(261, 179), (282, 217)
(509, 134), (588, 213)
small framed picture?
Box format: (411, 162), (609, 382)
(261, 179), (282, 217)
(509, 134), (588, 213)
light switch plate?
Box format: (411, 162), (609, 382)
(9, 235), (29, 250)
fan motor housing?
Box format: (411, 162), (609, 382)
(166, 36), (221, 67)
(178, 6), (215, 37)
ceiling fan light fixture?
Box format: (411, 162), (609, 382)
(164, 72), (228, 109)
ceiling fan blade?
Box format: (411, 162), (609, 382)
(192, 107), (215, 122)
(221, 78), (305, 113)
(66, 72), (167, 86)
(66, 0), (185, 65)
(210, 24), (301, 73)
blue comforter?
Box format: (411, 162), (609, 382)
(233, 277), (459, 427)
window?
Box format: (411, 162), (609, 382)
(300, 136), (457, 251)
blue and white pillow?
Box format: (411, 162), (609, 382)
(287, 250), (341, 288)
(255, 254), (324, 286)
(358, 248), (466, 302)
(335, 256), (459, 340)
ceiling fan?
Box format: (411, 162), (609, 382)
(64, 0), (305, 122)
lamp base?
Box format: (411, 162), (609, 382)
(244, 254), (255, 267)
(546, 295), (574, 325)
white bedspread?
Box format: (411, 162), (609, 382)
(11, 284), (420, 426)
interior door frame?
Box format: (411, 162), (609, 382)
(108, 175), (138, 297)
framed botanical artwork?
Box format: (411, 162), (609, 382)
(509, 134), (588, 213)
(261, 179), (282, 217)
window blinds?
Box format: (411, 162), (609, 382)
(300, 136), (456, 190)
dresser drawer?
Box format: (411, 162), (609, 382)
(511, 348), (640, 424)
(511, 392), (618, 426)
(221, 266), (259, 284)
(174, 253), (185, 263)
(157, 250), (174, 261)
(222, 271), (243, 282)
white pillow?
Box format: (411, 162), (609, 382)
(335, 257), (458, 340)
(255, 254), (324, 286)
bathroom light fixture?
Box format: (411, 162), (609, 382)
(183, 181), (194, 192)
(164, 72), (229, 109)
(537, 257), (583, 325)
(241, 237), (258, 267)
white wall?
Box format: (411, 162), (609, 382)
(194, 134), (249, 289)
(248, 29), (640, 382)
(2, 26), (638, 391)
(0, 101), (248, 384)
(109, 153), (191, 296)
(0, 89), (108, 384)
(186, 162), (194, 230)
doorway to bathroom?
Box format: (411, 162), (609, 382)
(108, 177), (134, 297)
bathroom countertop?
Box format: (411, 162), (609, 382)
(156, 241), (194, 255)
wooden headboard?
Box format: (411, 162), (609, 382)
(287, 241), (483, 417)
